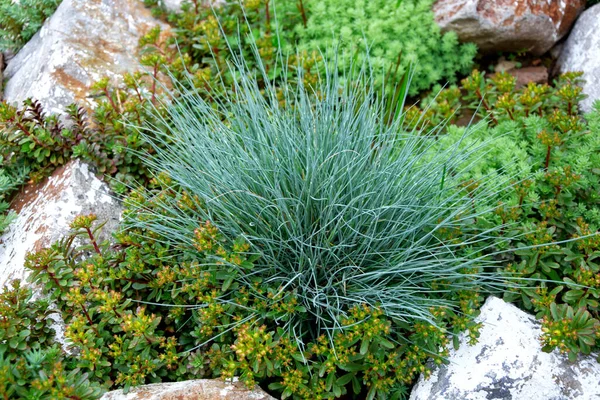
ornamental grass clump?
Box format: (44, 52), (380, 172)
(132, 52), (517, 347)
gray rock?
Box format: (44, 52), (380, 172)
(434, 0), (585, 55)
(557, 4), (600, 113)
(0, 160), (122, 288)
(2, 0), (168, 114)
(100, 378), (276, 400)
(409, 296), (600, 400)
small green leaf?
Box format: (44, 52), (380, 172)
(360, 339), (370, 355)
(336, 373), (354, 386)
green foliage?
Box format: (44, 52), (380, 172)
(0, 99), (78, 180)
(15, 177), (484, 398)
(98, 42), (532, 396)
(410, 70), (600, 361)
(0, 60), (168, 231)
(0, 280), (103, 399)
(145, 0), (308, 90)
(296, 0), (477, 94)
(0, 169), (21, 233)
(0, 98), (79, 234)
(137, 50), (514, 338)
(0, 0), (61, 52)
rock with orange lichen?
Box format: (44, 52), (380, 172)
(433, 0), (585, 55)
(2, 0), (169, 114)
(99, 379), (275, 400)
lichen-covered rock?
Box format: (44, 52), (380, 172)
(99, 379), (275, 400)
(2, 0), (167, 114)
(409, 296), (600, 400)
(0, 160), (122, 288)
(557, 4), (600, 113)
(434, 0), (585, 55)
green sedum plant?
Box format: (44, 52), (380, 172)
(410, 70), (600, 361)
(144, 0), (309, 91)
(296, 0), (477, 95)
(0, 0), (62, 52)
(0, 44), (171, 231)
(0, 280), (103, 399)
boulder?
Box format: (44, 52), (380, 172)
(557, 4), (600, 113)
(433, 0), (585, 55)
(100, 379), (276, 400)
(2, 0), (168, 114)
(0, 160), (122, 288)
(409, 296), (600, 400)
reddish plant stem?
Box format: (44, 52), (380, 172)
(80, 304), (99, 334)
(297, 0), (307, 28)
(544, 146), (552, 170)
(47, 270), (62, 288)
(265, 1), (271, 33)
(475, 89), (497, 124)
(14, 121), (47, 148)
(507, 108), (514, 121)
(151, 63), (159, 105)
(102, 88), (118, 111)
(85, 228), (102, 255)
(133, 85), (144, 103)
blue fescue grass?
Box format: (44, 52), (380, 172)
(126, 48), (523, 343)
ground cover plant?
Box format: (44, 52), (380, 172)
(145, 0), (475, 96)
(2, 0), (600, 399)
(144, 0), (308, 92)
(409, 70), (600, 361)
(0, 55), (172, 234)
(121, 49), (522, 396)
(0, 0), (61, 52)
(0, 280), (104, 399)
(296, 0), (477, 94)
(1, 47), (520, 399)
